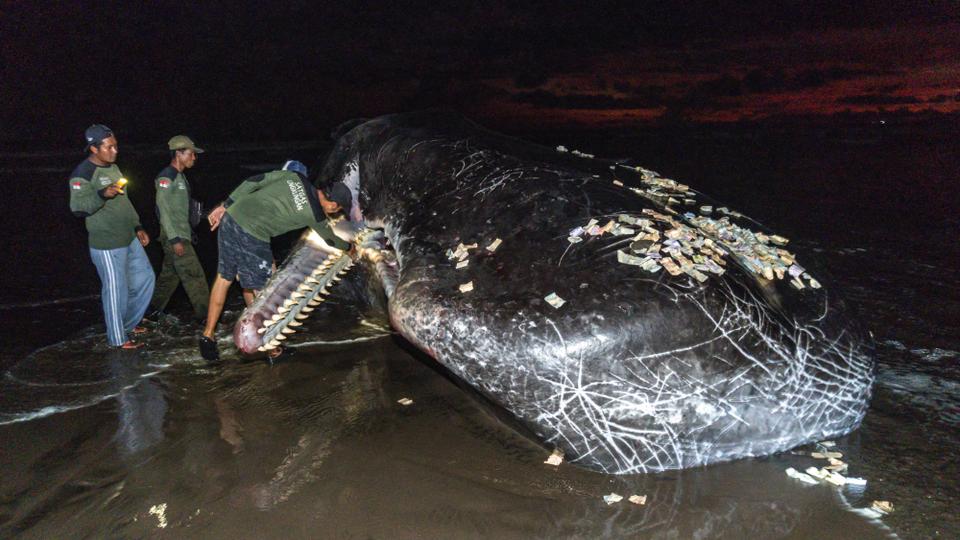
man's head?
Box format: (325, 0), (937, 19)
(168, 135), (204, 169)
(85, 124), (117, 164)
(318, 182), (353, 218)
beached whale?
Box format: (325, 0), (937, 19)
(233, 111), (874, 474)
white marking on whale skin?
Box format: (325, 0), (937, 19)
(444, 140), (533, 201)
(338, 157), (365, 223)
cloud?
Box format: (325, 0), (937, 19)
(512, 89), (667, 110)
(836, 94), (925, 105)
(926, 93), (960, 103)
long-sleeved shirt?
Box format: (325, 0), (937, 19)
(68, 160), (143, 249)
(154, 165), (193, 244)
(225, 170), (349, 249)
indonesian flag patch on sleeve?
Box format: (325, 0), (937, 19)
(71, 180), (82, 190)
(159, 179), (171, 189)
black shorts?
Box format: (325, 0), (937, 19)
(217, 213), (273, 289)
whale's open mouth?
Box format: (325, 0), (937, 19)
(234, 229), (395, 354)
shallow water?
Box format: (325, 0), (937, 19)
(1, 127), (957, 538)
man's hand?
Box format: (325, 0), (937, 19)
(137, 229), (150, 247)
(208, 205), (226, 231)
(101, 184), (123, 199)
(173, 241), (186, 257)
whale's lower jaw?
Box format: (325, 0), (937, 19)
(235, 229), (399, 355)
(234, 232), (354, 355)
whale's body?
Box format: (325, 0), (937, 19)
(235, 111), (874, 474)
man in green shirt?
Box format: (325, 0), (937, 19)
(146, 135), (210, 322)
(69, 124), (154, 349)
(199, 160), (352, 361)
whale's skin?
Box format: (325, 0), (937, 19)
(237, 111), (874, 474)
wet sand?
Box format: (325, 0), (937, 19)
(0, 323), (910, 539)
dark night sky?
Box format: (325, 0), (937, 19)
(1, 1), (958, 145)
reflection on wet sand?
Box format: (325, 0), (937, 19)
(109, 349), (167, 456)
(214, 397), (244, 453)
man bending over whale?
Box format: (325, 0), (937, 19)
(200, 160), (353, 361)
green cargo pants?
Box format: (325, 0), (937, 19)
(149, 231), (209, 318)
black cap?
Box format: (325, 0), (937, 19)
(84, 124), (113, 151)
(323, 182), (353, 217)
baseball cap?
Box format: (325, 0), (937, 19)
(168, 135), (205, 153)
(83, 124), (113, 150)
(282, 160), (308, 178)
(322, 182), (353, 217)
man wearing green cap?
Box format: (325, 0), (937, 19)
(146, 135), (210, 322)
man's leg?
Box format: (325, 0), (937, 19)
(203, 274), (233, 339)
(123, 239), (156, 334)
(242, 288), (256, 307)
(149, 238), (180, 315)
(173, 242), (210, 319)
(90, 246), (129, 347)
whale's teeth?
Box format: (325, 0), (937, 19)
(257, 346), (266, 352)
(268, 339), (281, 347)
(301, 306), (314, 313)
(332, 276), (341, 282)
(263, 318), (277, 327)
(305, 277), (320, 285)
(275, 334), (287, 341)
(291, 292), (306, 300)
(271, 313), (284, 322)
(281, 327), (296, 334)
(278, 306), (291, 314)
(298, 283), (313, 292)
(258, 327), (267, 334)
(295, 313), (309, 320)
(307, 300), (321, 307)
(288, 320), (303, 326)
(282, 298), (297, 308)
(320, 287), (329, 295)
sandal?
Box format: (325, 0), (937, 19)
(131, 325), (150, 335)
(119, 340), (144, 350)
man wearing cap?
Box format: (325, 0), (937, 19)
(69, 124), (154, 349)
(199, 160), (352, 360)
(146, 135), (210, 323)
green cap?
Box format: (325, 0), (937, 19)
(167, 135), (205, 153)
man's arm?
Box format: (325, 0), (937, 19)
(68, 176), (110, 217)
(210, 172), (286, 230)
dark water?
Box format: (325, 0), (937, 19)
(0, 126), (957, 538)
